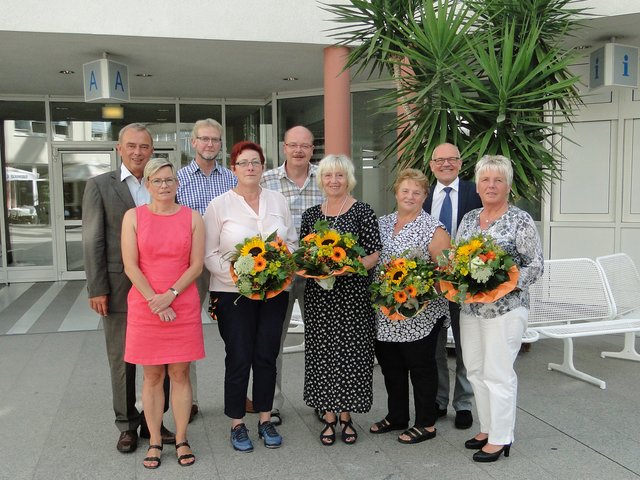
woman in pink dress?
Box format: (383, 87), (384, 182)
(122, 158), (205, 469)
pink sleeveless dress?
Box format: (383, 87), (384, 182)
(124, 205), (205, 365)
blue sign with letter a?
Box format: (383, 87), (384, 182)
(83, 59), (130, 102)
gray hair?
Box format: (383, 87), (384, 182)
(475, 155), (514, 187)
(144, 157), (176, 181)
(316, 154), (357, 193)
(118, 123), (153, 145)
(191, 118), (223, 141)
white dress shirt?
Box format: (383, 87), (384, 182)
(120, 164), (150, 206)
(430, 177), (460, 238)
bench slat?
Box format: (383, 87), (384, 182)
(535, 319), (640, 338)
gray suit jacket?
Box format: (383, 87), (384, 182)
(82, 168), (135, 314)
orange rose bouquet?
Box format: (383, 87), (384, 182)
(370, 255), (440, 320)
(293, 220), (367, 290)
(226, 231), (296, 301)
(437, 234), (518, 304)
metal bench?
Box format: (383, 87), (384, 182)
(595, 253), (640, 362)
(529, 257), (640, 389)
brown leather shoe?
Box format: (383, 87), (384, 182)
(117, 430), (138, 453)
(140, 420), (176, 445)
(189, 404), (199, 424)
(245, 397), (256, 414)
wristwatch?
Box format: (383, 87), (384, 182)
(169, 287), (179, 297)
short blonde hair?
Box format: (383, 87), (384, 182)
(144, 157), (176, 180)
(316, 154), (357, 193)
(393, 168), (429, 195)
(475, 155), (513, 186)
(191, 118), (223, 141)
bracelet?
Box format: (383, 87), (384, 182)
(168, 287), (179, 297)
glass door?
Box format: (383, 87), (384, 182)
(53, 149), (116, 280)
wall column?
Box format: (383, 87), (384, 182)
(323, 46), (351, 156)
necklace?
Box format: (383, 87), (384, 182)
(323, 195), (349, 228)
(482, 207), (507, 224)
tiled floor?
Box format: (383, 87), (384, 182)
(1, 282), (639, 479)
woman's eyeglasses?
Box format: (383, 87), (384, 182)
(149, 178), (177, 187)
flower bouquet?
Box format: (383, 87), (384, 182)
(293, 220), (367, 290)
(437, 234), (519, 304)
(227, 231), (296, 301)
(370, 255), (440, 320)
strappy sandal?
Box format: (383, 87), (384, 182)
(339, 417), (358, 445)
(369, 418), (408, 434)
(397, 426), (436, 444)
(320, 419), (337, 446)
(175, 440), (195, 466)
(143, 444), (162, 469)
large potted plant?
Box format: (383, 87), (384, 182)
(325, 0), (585, 201)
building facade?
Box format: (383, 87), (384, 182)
(0, 1), (639, 282)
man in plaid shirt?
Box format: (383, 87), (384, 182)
(259, 125), (324, 425)
(176, 118), (236, 422)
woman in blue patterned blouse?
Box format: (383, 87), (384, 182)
(457, 155), (543, 463)
(369, 168), (451, 444)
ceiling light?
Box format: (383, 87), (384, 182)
(102, 105), (124, 119)
(59, 70), (75, 74)
(283, 76), (298, 81)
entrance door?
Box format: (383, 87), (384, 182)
(53, 149), (116, 280)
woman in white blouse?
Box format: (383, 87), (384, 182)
(203, 141), (297, 453)
(369, 168), (450, 444)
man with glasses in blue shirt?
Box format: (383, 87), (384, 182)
(423, 142), (482, 430)
(176, 118), (237, 422)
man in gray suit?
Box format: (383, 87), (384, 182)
(83, 123), (174, 453)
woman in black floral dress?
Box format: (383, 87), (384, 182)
(300, 154), (381, 446)
(368, 169), (451, 444)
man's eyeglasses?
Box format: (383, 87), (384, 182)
(196, 136), (222, 144)
(431, 157), (460, 166)
(149, 178), (177, 187)
(285, 142), (313, 151)
(235, 160), (262, 168)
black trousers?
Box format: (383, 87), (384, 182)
(375, 317), (443, 428)
(215, 291), (288, 419)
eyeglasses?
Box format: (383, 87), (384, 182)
(196, 136), (222, 144)
(285, 142), (313, 151)
(431, 157), (461, 166)
(149, 178), (177, 187)
(235, 160), (262, 168)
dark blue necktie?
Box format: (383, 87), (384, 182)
(439, 187), (453, 235)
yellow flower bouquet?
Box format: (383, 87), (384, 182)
(227, 231), (296, 301)
(370, 256), (440, 320)
(437, 234), (518, 304)
(293, 220), (367, 290)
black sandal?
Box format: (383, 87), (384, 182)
(175, 441), (195, 467)
(340, 417), (358, 445)
(369, 418), (408, 434)
(397, 426), (436, 444)
(320, 419), (337, 446)
(143, 444), (162, 469)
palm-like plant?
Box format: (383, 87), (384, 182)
(325, 0), (585, 200)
